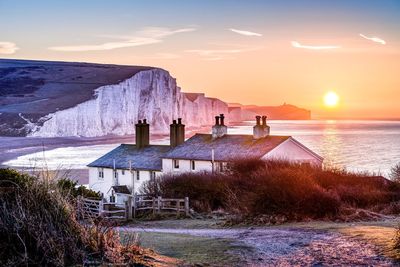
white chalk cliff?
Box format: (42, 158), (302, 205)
(30, 69), (230, 137)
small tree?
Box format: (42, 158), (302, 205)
(390, 163), (400, 183)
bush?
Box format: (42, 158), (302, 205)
(390, 163), (400, 183)
(0, 168), (166, 266)
(57, 177), (101, 199)
(142, 160), (400, 221)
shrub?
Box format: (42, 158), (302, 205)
(390, 163), (400, 183)
(142, 160), (400, 221)
(57, 177), (101, 199)
(0, 168), (166, 266)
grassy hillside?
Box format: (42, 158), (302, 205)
(0, 59), (152, 136)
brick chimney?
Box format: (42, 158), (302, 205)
(253, 115), (270, 139)
(170, 118), (185, 147)
(212, 114), (227, 139)
(135, 119), (150, 148)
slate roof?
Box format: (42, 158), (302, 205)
(87, 144), (170, 171)
(163, 134), (290, 161)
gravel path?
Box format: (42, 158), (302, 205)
(120, 227), (395, 266)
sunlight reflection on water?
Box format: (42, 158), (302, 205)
(5, 120), (400, 175)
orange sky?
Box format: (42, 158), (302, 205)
(1, 1), (399, 119)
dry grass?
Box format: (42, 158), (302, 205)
(0, 168), (176, 266)
(143, 160), (400, 222)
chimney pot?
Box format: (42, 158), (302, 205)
(255, 116), (261, 126)
(220, 114), (225, 125)
(262, 116), (267, 126)
(178, 118), (182, 124)
(173, 119), (177, 124)
(215, 116), (220, 126)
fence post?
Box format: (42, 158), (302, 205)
(126, 196), (132, 220)
(133, 193), (137, 219)
(157, 196), (162, 214)
(99, 198), (104, 217)
(176, 200), (180, 216)
(152, 197), (156, 215)
(185, 197), (189, 217)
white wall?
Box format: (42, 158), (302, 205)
(162, 158), (214, 173)
(262, 138), (323, 167)
(89, 167), (161, 199)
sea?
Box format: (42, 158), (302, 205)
(5, 120), (400, 176)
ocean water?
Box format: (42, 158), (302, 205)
(231, 120), (400, 175)
(5, 120), (400, 176)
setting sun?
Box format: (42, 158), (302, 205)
(324, 91), (339, 108)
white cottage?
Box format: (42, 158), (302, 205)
(88, 115), (323, 199)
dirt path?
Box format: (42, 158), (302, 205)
(119, 222), (397, 266)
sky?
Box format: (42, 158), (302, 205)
(1, 0), (400, 119)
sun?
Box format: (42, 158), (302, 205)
(323, 91), (339, 108)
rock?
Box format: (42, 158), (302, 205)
(30, 69), (229, 137)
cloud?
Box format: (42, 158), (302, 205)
(291, 41), (341, 50)
(0, 42), (19, 54)
(185, 46), (261, 60)
(185, 47), (255, 61)
(49, 27), (196, 52)
(229, 28), (262, 37)
(359, 34), (386, 45)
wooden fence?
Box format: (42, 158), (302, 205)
(131, 195), (190, 218)
(77, 197), (126, 220)
(78, 195), (189, 221)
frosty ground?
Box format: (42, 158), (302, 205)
(118, 218), (400, 266)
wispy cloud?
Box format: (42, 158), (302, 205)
(359, 34), (386, 45)
(0, 42), (19, 54)
(185, 46), (260, 60)
(229, 28), (262, 37)
(49, 27), (196, 52)
(291, 41), (341, 50)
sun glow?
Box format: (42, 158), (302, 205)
(324, 91), (339, 108)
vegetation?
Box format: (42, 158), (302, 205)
(390, 163), (400, 183)
(143, 160), (400, 222)
(57, 177), (101, 199)
(0, 168), (172, 266)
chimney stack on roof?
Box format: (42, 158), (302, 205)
(212, 114), (227, 139)
(135, 119), (150, 148)
(253, 115), (270, 139)
(170, 118), (185, 147)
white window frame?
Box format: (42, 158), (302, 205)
(173, 159), (180, 169)
(98, 168), (104, 179)
(136, 170), (140, 181)
(191, 160), (195, 171)
(121, 169), (125, 175)
(113, 170), (118, 179)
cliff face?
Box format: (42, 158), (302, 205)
(30, 69), (228, 137)
(1, 59), (311, 138)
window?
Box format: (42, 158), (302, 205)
(150, 171), (156, 180)
(136, 171), (140, 181)
(121, 169), (125, 175)
(98, 168), (104, 179)
(191, 160), (195, 171)
(113, 171), (118, 179)
(173, 159), (179, 169)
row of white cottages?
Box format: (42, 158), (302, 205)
(88, 114), (323, 199)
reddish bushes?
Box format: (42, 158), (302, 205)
(143, 160), (400, 220)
